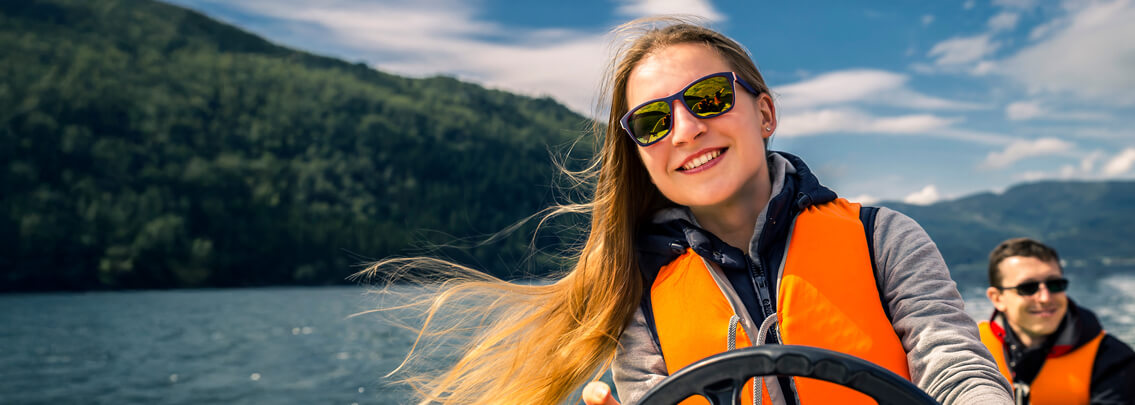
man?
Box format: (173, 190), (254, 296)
(980, 237), (1135, 405)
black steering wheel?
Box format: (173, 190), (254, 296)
(637, 345), (938, 405)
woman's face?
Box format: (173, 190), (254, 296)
(626, 43), (776, 211)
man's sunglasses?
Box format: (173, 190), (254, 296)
(620, 72), (760, 147)
(998, 278), (1069, 296)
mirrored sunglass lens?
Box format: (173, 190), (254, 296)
(683, 76), (734, 117)
(1046, 279), (1069, 293)
(629, 101), (672, 144)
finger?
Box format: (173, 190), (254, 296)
(582, 381), (620, 405)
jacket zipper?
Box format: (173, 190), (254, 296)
(746, 254), (776, 339)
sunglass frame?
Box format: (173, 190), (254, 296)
(619, 71), (760, 147)
(1000, 278), (1069, 296)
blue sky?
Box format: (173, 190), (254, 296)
(164, 0), (1135, 204)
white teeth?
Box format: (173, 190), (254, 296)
(682, 150), (721, 170)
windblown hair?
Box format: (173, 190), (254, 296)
(360, 17), (774, 404)
(988, 237), (1063, 287)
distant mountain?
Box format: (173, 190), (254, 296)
(879, 180), (1135, 287)
(0, 0), (592, 291)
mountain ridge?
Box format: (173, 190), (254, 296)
(878, 179), (1135, 285)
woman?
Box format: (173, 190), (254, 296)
(374, 18), (1012, 405)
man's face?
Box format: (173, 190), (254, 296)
(987, 256), (1068, 345)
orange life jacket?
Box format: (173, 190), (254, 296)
(651, 199), (911, 405)
(978, 321), (1103, 405)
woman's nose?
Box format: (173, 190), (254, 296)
(667, 101), (706, 145)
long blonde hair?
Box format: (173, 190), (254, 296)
(361, 17), (773, 404)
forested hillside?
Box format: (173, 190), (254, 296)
(881, 180), (1135, 286)
(0, 0), (592, 291)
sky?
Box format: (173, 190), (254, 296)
(163, 0), (1135, 204)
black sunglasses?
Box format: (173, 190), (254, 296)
(998, 278), (1069, 296)
(619, 72), (760, 146)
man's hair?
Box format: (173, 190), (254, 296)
(988, 237), (1062, 287)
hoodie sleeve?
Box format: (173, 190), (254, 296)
(873, 207), (1014, 405)
(611, 306), (668, 405)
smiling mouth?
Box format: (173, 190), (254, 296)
(679, 149), (723, 171)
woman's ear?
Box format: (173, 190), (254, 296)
(757, 93), (776, 139)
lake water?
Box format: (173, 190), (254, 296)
(2, 276), (1133, 404)
(0, 287), (415, 405)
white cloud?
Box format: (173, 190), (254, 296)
(776, 70), (904, 108)
(981, 137), (1076, 169)
(1060, 163), (1088, 178)
(1064, 127), (1131, 140)
(903, 185), (941, 205)
(181, 0), (610, 114)
(777, 109), (863, 136)
(848, 194), (880, 205)
(971, 60), (997, 75)
(922, 14), (935, 26)
(774, 69), (982, 111)
(1018, 170), (1051, 181)
(776, 108), (962, 138)
(964, 0), (977, 10)
(1102, 148), (1135, 176)
(1029, 18), (1062, 40)
(871, 114), (960, 133)
(928, 34), (1000, 66)
(988, 12), (1020, 31)
(998, 0), (1135, 104)
(1080, 150), (1105, 173)
(615, 0), (725, 22)
(772, 70), (1011, 142)
(1005, 100), (1114, 121)
(1006, 101), (1045, 120)
(1012, 149), (1134, 180)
